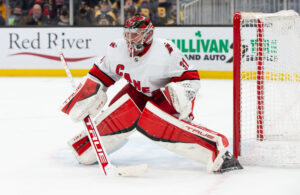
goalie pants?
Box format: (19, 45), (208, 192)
(109, 83), (179, 114)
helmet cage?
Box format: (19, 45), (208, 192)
(124, 15), (154, 57)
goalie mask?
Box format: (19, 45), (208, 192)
(124, 15), (154, 57)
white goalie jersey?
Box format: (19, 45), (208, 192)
(62, 14), (242, 174)
(88, 38), (201, 97)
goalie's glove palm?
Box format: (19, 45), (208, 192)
(163, 82), (193, 119)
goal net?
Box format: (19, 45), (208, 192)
(233, 10), (300, 167)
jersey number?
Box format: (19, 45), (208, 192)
(179, 58), (189, 70)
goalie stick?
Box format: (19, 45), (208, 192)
(57, 47), (147, 177)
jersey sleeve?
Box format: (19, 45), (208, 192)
(163, 40), (201, 83)
(88, 46), (121, 90)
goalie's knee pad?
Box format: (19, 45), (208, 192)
(68, 94), (141, 165)
(137, 102), (229, 173)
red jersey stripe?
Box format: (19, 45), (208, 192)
(89, 64), (115, 87)
(170, 70), (200, 83)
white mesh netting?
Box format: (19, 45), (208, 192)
(238, 10), (300, 167)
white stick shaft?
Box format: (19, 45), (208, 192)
(57, 48), (76, 89)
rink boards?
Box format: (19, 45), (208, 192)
(0, 27), (233, 79)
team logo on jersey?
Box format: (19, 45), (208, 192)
(116, 64), (150, 94)
(109, 42), (117, 48)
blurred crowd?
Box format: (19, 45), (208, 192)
(0, 0), (70, 26)
(0, 0), (182, 26)
(76, 0), (181, 26)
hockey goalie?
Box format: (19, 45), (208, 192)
(61, 14), (242, 173)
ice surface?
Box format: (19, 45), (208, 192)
(0, 78), (299, 195)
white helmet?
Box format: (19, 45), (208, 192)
(124, 14), (155, 57)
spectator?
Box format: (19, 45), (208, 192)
(134, 0), (143, 7)
(91, 4), (100, 20)
(95, 0), (116, 25)
(137, 0), (151, 18)
(0, 0), (6, 20)
(46, 0), (58, 20)
(19, 4), (50, 25)
(96, 13), (115, 25)
(56, 0), (64, 6)
(28, 0), (50, 18)
(74, 4), (93, 26)
(156, 0), (172, 25)
(9, 0), (20, 9)
(11, 0), (35, 14)
(167, 1), (183, 25)
(55, 0), (64, 16)
(137, 0), (158, 24)
(56, 5), (69, 25)
(0, 14), (5, 25)
(125, 0), (135, 10)
(8, 5), (23, 26)
(124, 0), (136, 21)
(80, 1), (95, 24)
(81, 0), (98, 8)
(111, 0), (121, 24)
(111, 0), (120, 10)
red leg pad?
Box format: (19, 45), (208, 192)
(95, 94), (141, 136)
(137, 102), (228, 154)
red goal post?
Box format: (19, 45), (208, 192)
(233, 10), (300, 167)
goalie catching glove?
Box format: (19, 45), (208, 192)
(161, 81), (196, 119)
(61, 77), (107, 122)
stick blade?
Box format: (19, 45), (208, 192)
(114, 164), (148, 177)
